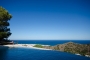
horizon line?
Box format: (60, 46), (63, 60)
(11, 39), (90, 40)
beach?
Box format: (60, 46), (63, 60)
(0, 44), (52, 50)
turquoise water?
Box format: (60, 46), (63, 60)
(0, 40), (90, 60)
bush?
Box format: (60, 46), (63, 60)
(34, 44), (43, 48)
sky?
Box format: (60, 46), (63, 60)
(0, 0), (90, 40)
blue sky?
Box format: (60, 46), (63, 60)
(0, 0), (90, 40)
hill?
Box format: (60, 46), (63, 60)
(44, 42), (90, 56)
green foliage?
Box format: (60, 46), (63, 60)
(34, 44), (43, 48)
(0, 6), (12, 41)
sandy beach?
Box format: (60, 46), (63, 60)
(0, 44), (52, 50)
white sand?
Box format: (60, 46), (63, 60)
(75, 54), (81, 56)
(2, 44), (52, 50)
(85, 55), (90, 57)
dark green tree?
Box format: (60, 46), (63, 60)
(0, 6), (12, 41)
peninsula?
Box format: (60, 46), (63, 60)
(43, 42), (90, 57)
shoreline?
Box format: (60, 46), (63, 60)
(0, 44), (52, 50)
(0, 44), (90, 58)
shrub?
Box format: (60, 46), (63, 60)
(34, 44), (43, 48)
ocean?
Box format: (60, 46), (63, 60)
(15, 40), (90, 45)
(0, 40), (90, 60)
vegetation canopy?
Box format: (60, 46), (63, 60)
(0, 6), (12, 42)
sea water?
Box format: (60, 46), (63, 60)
(16, 40), (90, 45)
(0, 40), (90, 60)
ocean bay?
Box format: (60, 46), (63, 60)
(0, 47), (90, 60)
(0, 40), (90, 60)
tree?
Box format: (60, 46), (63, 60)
(0, 6), (12, 42)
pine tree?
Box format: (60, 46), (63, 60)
(0, 6), (12, 42)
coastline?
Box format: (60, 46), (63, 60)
(0, 43), (90, 58)
(0, 44), (52, 50)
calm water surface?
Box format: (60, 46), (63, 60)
(16, 40), (90, 45)
(0, 47), (90, 60)
(0, 40), (90, 60)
